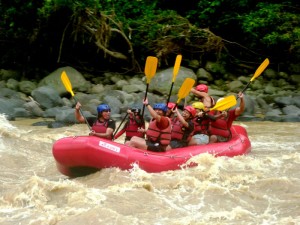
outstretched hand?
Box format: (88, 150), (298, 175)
(237, 92), (244, 99)
(143, 98), (149, 105)
(75, 102), (82, 110)
(89, 130), (96, 136)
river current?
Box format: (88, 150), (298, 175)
(0, 114), (299, 225)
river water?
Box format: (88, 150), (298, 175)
(0, 114), (299, 225)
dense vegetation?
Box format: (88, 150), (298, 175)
(0, 0), (299, 80)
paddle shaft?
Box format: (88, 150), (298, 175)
(166, 82), (174, 105)
(240, 82), (251, 94)
(166, 55), (182, 105)
(141, 83), (149, 118)
(74, 96), (91, 130)
(112, 113), (128, 139)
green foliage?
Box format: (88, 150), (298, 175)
(185, 0), (252, 28)
(0, 1), (42, 39)
(182, 0), (299, 61)
(0, 0), (299, 74)
(99, 0), (156, 18)
(240, 2), (300, 55)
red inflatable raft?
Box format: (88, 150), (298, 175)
(52, 125), (251, 177)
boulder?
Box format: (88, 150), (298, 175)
(149, 67), (197, 96)
(38, 66), (89, 95)
(19, 80), (37, 95)
(31, 86), (64, 109)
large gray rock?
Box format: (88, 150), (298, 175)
(55, 108), (81, 124)
(121, 84), (144, 93)
(293, 95), (300, 107)
(227, 80), (244, 92)
(0, 87), (21, 98)
(0, 98), (26, 118)
(19, 80), (37, 95)
(282, 105), (300, 116)
(196, 68), (213, 82)
(31, 86), (64, 109)
(23, 101), (44, 117)
(148, 67), (197, 96)
(38, 66), (89, 95)
(6, 79), (19, 91)
(274, 96), (295, 107)
(43, 106), (68, 118)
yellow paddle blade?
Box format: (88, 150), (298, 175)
(176, 78), (195, 104)
(210, 95), (237, 111)
(172, 55), (182, 82)
(144, 56), (158, 83)
(61, 71), (75, 96)
(250, 58), (269, 82)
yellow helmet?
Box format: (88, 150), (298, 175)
(192, 102), (205, 110)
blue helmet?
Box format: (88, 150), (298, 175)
(97, 104), (111, 113)
(153, 103), (168, 113)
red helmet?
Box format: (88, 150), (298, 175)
(184, 106), (196, 118)
(167, 102), (176, 109)
(195, 84), (208, 93)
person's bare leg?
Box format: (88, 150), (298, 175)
(188, 137), (197, 146)
(209, 135), (217, 143)
(165, 145), (172, 151)
(125, 136), (147, 150)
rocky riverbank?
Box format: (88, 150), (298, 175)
(0, 62), (299, 128)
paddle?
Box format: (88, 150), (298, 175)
(61, 71), (91, 130)
(174, 78), (195, 108)
(209, 95), (237, 111)
(241, 58), (270, 94)
(112, 113), (128, 139)
(141, 56), (158, 118)
(166, 54), (182, 105)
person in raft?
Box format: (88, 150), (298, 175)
(113, 107), (145, 142)
(166, 102), (176, 120)
(166, 105), (196, 150)
(125, 99), (172, 152)
(209, 92), (245, 143)
(75, 102), (116, 140)
(190, 84), (215, 109)
(188, 102), (218, 145)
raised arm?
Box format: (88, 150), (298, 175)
(75, 102), (85, 123)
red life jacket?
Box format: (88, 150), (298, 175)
(193, 116), (210, 135)
(92, 120), (112, 140)
(209, 112), (231, 138)
(125, 117), (144, 138)
(171, 118), (193, 142)
(146, 118), (171, 146)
